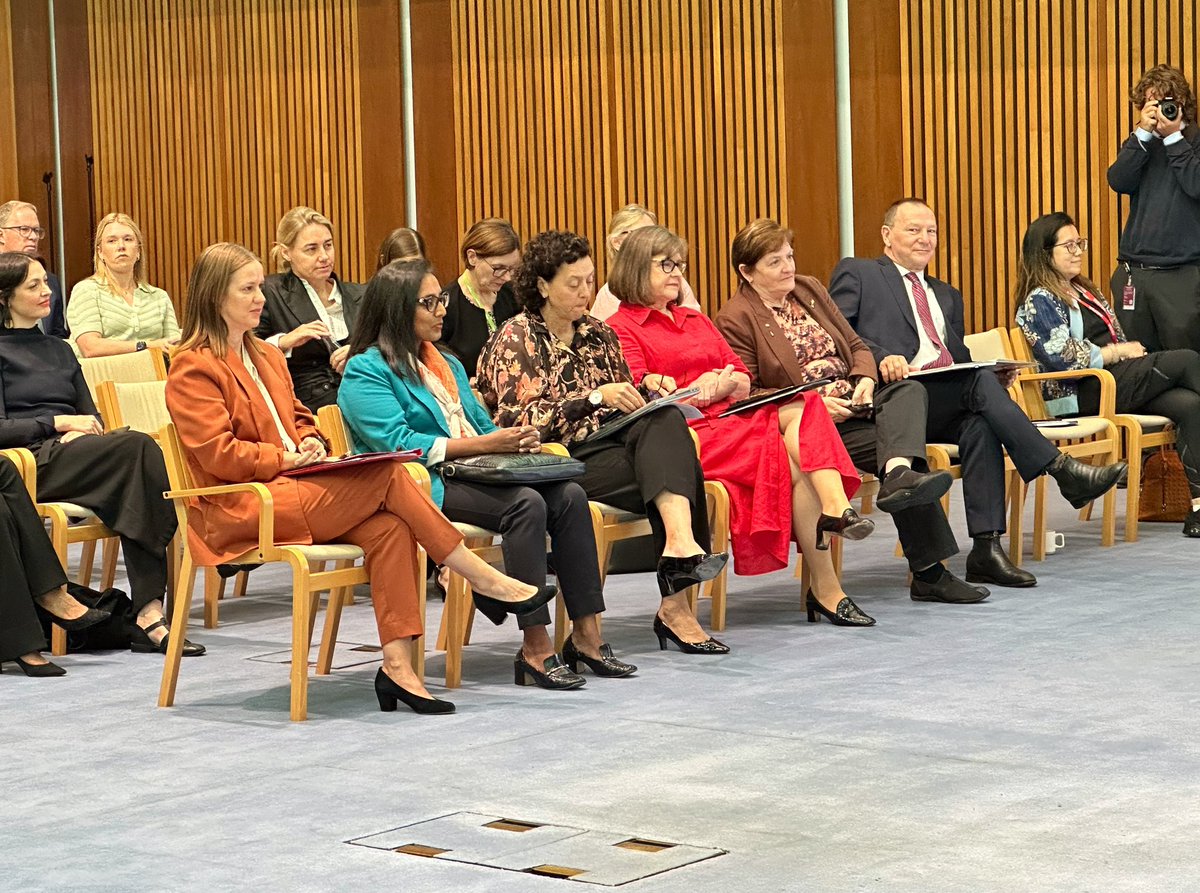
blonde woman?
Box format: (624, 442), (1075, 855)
(67, 212), (179, 357)
(590, 203), (700, 321)
(255, 206), (364, 411)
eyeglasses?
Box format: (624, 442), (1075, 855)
(482, 258), (518, 277)
(417, 293), (450, 313)
(654, 258), (687, 275)
(1, 225), (45, 241)
(1053, 238), (1088, 255)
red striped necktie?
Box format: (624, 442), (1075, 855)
(905, 272), (953, 369)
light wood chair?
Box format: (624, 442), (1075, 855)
(79, 348), (168, 402)
(97, 378), (249, 621)
(1005, 328), (1176, 544)
(992, 328), (1122, 558)
(157, 422), (394, 722)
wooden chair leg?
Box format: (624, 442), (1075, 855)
(234, 570), (250, 598)
(1032, 476), (1048, 561)
(442, 573), (465, 689)
(289, 558), (312, 722)
(705, 484), (730, 631)
(1101, 446), (1118, 547)
(1006, 470), (1024, 566)
(1124, 444), (1143, 543)
(414, 545), (427, 681)
(50, 624), (67, 656)
(316, 564), (350, 675)
(204, 567), (223, 627)
(100, 537), (119, 590)
(49, 518), (69, 656)
(554, 592), (570, 651)
(158, 550), (196, 709)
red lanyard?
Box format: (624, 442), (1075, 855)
(1074, 288), (1119, 344)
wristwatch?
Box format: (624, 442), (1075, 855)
(135, 341), (148, 351)
(588, 389), (604, 408)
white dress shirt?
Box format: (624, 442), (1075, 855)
(892, 261), (949, 368)
(266, 279), (347, 356)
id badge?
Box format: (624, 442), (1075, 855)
(1122, 282), (1136, 311)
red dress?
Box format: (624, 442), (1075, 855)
(608, 302), (859, 575)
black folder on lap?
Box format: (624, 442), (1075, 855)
(717, 378), (833, 418)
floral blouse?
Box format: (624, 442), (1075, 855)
(477, 311), (634, 445)
(768, 297), (852, 398)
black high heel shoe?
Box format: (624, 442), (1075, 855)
(473, 584), (558, 626)
(805, 591), (875, 626)
(652, 615), (730, 655)
(375, 667), (455, 714)
(562, 634), (637, 677)
(36, 604), (110, 632)
(815, 508), (875, 550)
(513, 650), (586, 690)
(130, 619), (207, 657)
(656, 552), (729, 597)
(1, 656), (67, 677)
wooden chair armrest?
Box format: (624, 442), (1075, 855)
(402, 461), (433, 495)
(1021, 368), (1117, 417)
(0, 447), (36, 499)
(163, 481), (276, 553)
(542, 443), (570, 457)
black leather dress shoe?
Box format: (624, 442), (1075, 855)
(910, 567), (990, 603)
(1184, 509), (1200, 538)
(965, 534), (1036, 587)
(562, 634), (637, 677)
(875, 467), (953, 513)
(1046, 453), (1128, 509)
(513, 650), (587, 690)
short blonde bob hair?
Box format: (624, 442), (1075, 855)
(92, 212), (147, 287)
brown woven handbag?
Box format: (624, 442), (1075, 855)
(1138, 447), (1191, 522)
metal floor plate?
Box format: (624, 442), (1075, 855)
(247, 641), (382, 670)
(347, 812), (725, 886)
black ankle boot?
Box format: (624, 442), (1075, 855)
(965, 533), (1036, 587)
(1046, 453), (1128, 509)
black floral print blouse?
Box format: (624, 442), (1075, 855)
(477, 311), (634, 445)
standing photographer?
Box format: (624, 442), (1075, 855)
(1108, 64), (1200, 352)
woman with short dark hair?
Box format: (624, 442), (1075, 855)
(338, 259), (632, 688)
(479, 231), (731, 653)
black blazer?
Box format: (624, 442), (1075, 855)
(437, 278), (518, 378)
(829, 255), (971, 367)
(256, 270), (364, 410)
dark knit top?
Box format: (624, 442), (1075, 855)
(0, 325), (98, 449)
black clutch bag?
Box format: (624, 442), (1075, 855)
(437, 452), (586, 484)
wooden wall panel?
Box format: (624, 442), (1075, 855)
(898, 0), (1200, 336)
(0, 0), (18, 200)
(449, 0), (795, 314)
(88, 0), (371, 310)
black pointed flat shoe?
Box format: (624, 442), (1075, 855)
(656, 552), (729, 597)
(1, 656), (67, 677)
(805, 591), (875, 626)
(473, 584), (558, 626)
(815, 508), (875, 550)
(652, 615), (730, 654)
(562, 634), (637, 677)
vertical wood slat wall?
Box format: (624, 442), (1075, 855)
(451, 0), (789, 313)
(87, 0), (366, 309)
(899, 0), (1200, 335)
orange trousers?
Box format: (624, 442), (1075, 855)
(296, 462), (463, 644)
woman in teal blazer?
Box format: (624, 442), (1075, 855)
(339, 259), (635, 689)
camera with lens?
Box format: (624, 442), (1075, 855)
(1159, 97), (1181, 121)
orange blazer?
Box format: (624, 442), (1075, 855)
(165, 339), (328, 564)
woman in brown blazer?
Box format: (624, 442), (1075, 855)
(715, 219), (990, 606)
(165, 243), (556, 715)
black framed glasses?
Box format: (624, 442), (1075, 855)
(482, 258), (518, 277)
(417, 293), (450, 313)
(1053, 238), (1088, 255)
(654, 258), (687, 274)
(1, 225), (46, 240)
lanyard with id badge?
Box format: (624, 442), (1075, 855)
(1122, 262), (1136, 311)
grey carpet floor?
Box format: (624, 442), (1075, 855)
(4, 487), (1197, 892)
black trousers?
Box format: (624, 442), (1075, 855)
(35, 431), (176, 613)
(838, 379), (958, 569)
(569, 408), (711, 562)
(1111, 263), (1200, 354)
(921, 369), (1060, 537)
(0, 456), (68, 660)
(1079, 348), (1200, 498)
(440, 478), (605, 629)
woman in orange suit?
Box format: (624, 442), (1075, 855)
(165, 243), (555, 716)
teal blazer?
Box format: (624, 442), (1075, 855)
(338, 346), (496, 506)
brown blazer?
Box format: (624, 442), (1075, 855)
(715, 276), (878, 391)
(165, 340), (328, 564)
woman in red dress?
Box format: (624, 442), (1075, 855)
(605, 227), (876, 626)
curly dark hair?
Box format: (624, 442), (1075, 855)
(1131, 64), (1197, 124)
(511, 230), (592, 314)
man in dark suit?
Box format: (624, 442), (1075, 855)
(830, 198), (1127, 597)
(0, 200), (68, 338)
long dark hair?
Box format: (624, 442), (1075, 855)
(348, 258), (434, 382)
(0, 252), (36, 328)
(1014, 212), (1103, 308)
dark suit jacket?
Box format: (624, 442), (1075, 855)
(255, 270), (364, 410)
(829, 256), (971, 367)
(437, 278), (518, 379)
(715, 276), (877, 391)
(43, 271), (68, 338)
